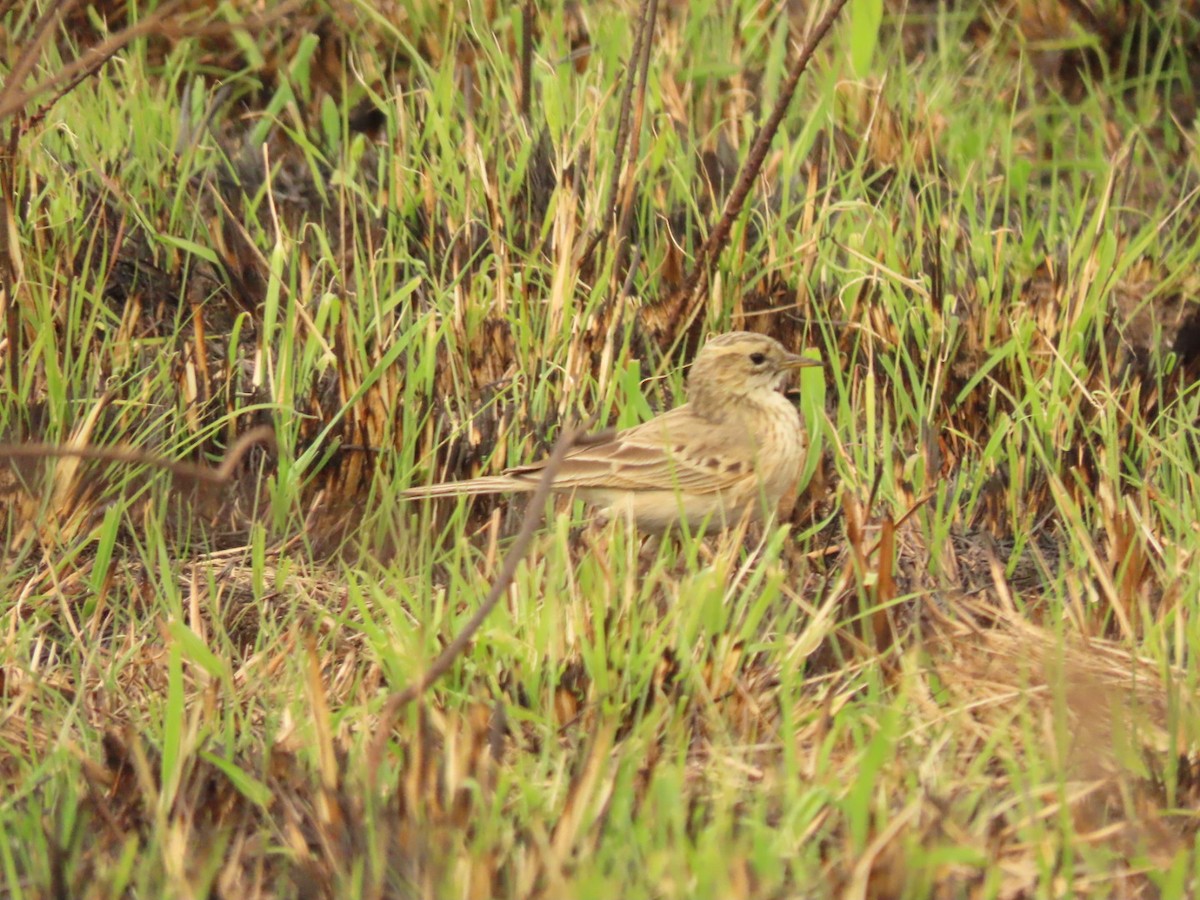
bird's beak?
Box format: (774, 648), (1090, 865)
(781, 352), (825, 370)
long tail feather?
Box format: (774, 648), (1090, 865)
(402, 475), (531, 499)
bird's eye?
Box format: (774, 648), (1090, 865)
(749, 352), (767, 365)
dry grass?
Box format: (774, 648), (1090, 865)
(4, 0), (1200, 896)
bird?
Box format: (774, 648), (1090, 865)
(403, 332), (824, 533)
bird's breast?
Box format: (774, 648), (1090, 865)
(750, 395), (807, 500)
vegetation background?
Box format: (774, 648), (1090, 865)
(3, 0), (1200, 896)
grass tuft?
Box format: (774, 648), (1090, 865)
(4, 0), (1200, 895)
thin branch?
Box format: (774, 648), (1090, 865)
(575, 0), (652, 273)
(0, 0), (305, 125)
(680, 0), (850, 300)
(521, 0), (535, 121)
(0, 0), (77, 112)
(1, 119), (23, 408)
(0, 425), (277, 486)
(611, 0), (659, 287)
(0, 1), (184, 125)
(365, 424), (584, 791)
(619, 244), (643, 300)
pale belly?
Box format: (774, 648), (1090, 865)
(579, 398), (807, 533)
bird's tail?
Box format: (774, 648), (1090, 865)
(401, 475), (530, 499)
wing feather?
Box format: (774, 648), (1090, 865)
(505, 406), (753, 495)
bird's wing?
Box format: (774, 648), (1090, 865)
(506, 406), (753, 494)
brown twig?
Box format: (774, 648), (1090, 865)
(0, 0), (184, 125)
(0, 425), (277, 486)
(365, 424), (584, 791)
(575, 0), (652, 274)
(619, 244), (643, 300)
(0, 0), (75, 412)
(679, 0), (850, 302)
(610, 0), (659, 288)
(0, 0), (77, 116)
(0, 0), (305, 125)
(1, 119), (22, 411)
(521, 0), (535, 121)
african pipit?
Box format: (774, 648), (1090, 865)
(404, 332), (823, 533)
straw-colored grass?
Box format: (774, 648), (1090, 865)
(4, 0), (1200, 896)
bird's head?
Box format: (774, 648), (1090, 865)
(687, 331), (823, 411)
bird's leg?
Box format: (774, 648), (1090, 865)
(740, 519), (768, 555)
(638, 531), (663, 563)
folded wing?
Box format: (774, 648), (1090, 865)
(505, 406), (753, 495)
